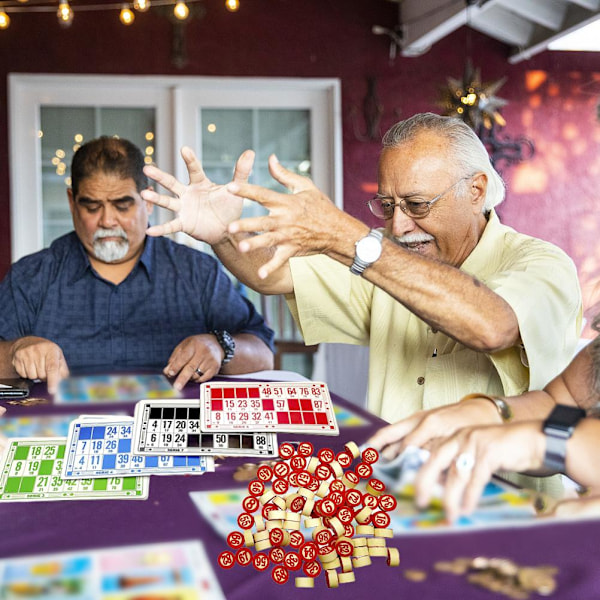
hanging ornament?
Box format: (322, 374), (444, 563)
(439, 59), (508, 131)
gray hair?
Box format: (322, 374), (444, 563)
(381, 112), (506, 211)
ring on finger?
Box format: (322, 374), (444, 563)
(195, 368), (204, 376)
(454, 452), (475, 476)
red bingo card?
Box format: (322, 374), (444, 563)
(200, 382), (338, 435)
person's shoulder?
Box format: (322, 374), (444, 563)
(9, 233), (76, 272)
(153, 236), (220, 268)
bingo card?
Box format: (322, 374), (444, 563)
(200, 381), (339, 435)
(0, 438), (148, 501)
(133, 399), (277, 456)
(63, 416), (215, 478)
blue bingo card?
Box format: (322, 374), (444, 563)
(63, 417), (214, 478)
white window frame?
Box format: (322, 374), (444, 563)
(8, 74), (342, 262)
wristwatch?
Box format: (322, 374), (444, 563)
(542, 404), (586, 473)
(460, 393), (513, 422)
(350, 229), (384, 276)
(211, 330), (236, 366)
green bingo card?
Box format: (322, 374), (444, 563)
(0, 438), (149, 501)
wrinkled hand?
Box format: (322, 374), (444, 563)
(368, 399), (502, 461)
(414, 422), (545, 523)
(10, 337), (69, 394)
(227, 154), (346, 279)
(164, 334), (224, 391)
(142, 147), (255, 244)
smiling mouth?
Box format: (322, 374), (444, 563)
(398, 240), (431, 253)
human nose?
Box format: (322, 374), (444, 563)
(98, 204), (119, 228)
(389, 204), (417, 237)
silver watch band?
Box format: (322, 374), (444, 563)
(350, 229), (384, 276)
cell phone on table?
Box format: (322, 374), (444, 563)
(0, 379), (33, 398)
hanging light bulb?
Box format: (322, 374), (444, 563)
(173, 1), (189, 20)
(57, 2), (74, 27)
(0, 10), (10, 29)
(133, 0), (150, 11)
(119, 4), (135, 25)
(225, 0), (240, 12)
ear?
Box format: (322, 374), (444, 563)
(470, 173), (487, 215)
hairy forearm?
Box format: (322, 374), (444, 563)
(0, 340), (19, 378)
(220, 334), (274, 375)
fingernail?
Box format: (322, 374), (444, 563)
(272, 154), (279, 164)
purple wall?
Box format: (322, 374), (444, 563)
(1, 0), (599, 328)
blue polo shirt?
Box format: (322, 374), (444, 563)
(0, 232), (274, 373)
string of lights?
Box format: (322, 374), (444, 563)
(0, 0), (240, 30)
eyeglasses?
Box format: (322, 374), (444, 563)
(367, 176), (471, 220)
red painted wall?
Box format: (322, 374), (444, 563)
(1, 0), (599, 329)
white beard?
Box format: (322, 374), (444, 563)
(93, 228), (129, 262)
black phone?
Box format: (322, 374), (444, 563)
(0, 379), (33, 398)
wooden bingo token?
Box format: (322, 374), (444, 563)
(288, 495), (306, 513)
(344, 441), (360, 459)
(297, 441), (314, 456)
(344, 523), (355, 538)
(353, 537), (367, 547)
(355, 506), (373, 524)
(236, 548), (253, 566)
(316, 481), (330, 498)
(242, 495), (260, 513)
(330, 479), (346, 493)
(378, 494), (398, 512)
(295, 577), (315, 588)
(336, 538), (354, 557)
(271, 565), (289, 585)
(254, 514), (266, 531)
(269, 546), (285, 563)
(336, 451), (353, 468)
(337, 506), (355, 524)
(295, 470), (313, 488)
(342, 471), (359, 488)
(356, 462), (373, 479)
(325, 569), (339, 588)
(363, 493), (379, 509)
(273, 477), (289, 495)
(356, 524), (375, 535)
(267, 509), (287, 521)
(255, 539), (272, 552)
(259, 489), (276, 505)
(387, 547), (401, 567)
(284, 510), (301, 522)
(373, 527), (393, 538)
(362, 447), (379, 464)
(317, 447), (335, 463)
(340, 556), (353, 573)
(272, 496), (286, 510)
(227, 531), (245, 549)
(328, 516), (345, 537)
(338, 571), (357, 584)
(367, 538), (386, 547)
(284, 551), (302, 571)
(269, 527), (286, 546)
(262, 503), (279, 520)
(366, 478), (386, 496)
(218, 551), (236, 569)
(243, 530), (254, 547)
(254, 530), (271, 543)
(305, 476), (320, 492)
(248, 479), (265, 497)
(314, 463), (332, 480)
(257, 464), (273, 481)
(306, 456), (319, 473)
(371, 511), (391, 529)
(353, 547), (369, 558)
(273, 461), (290, 479)
(312, 526), (332, 545)
(289, 530), (304, 548)
(283, 519), (301, 531)
(345, 489), (363, 507)
(353, 555), (372, 568)
(278, 442), (295, 459)
(329, 460), (344, 478)
(319, 498), (337, 517)
(300, 541), (318, 562)
(301, 497), (315, 516)
(303, 559), (322, 578)
(304, 516), (321, 528)
(252, 552), (270, 571)
(237, 512), (254, 530)
(290, 454), (307, 471)
(369, 547), (389, 558)
(288, 471), (299, 487)
(329, 490), (345, 505)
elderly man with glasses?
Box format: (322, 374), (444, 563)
(142, 113), (581, 440)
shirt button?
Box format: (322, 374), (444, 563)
(417, 377), (425, 385)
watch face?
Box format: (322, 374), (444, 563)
(544, 404), (586, 432)
(357, 236), (382, 262)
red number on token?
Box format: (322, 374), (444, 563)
(236, 548), (253, 566)
(318, 544), (335, 556)
(242, 496), (259, 513)
(273, 461), (290, 479)
(329, 491), (344, 506)
(314, 528), (332, 545)
(262, 502), (277, 520)
(288, 471), (298, 487)
(278, 442), (295, 459)
(363, 493), (379, 509)
(218, 551), (235, 569)
(336, 451), (353, 468)
(257, 465), (273, 481)
(345, 489), (362, 506)
(269, 528), (285, 546)
(362, 447), (379, 464)
(344, 471), (360, 485)
(372, 511), (391, 528)
(368, 478), (386, 493)
(315, 463), (331, 480)
(248, 480), (265, 496)
(227, 531), (244, 549)
(356, 462), (373, 479)
(289, 530), (304, 548)
(297, 441), (314, 456)
(306, 476), (320, 492)
(272, 565), (289, 585)
(252, 553), (270, 571)
(291, 455), (307, 471)
(336, 540), (354, 557)
(330, 479), (345, 493)
(284, 551), (302, 571)
(379, 494), (398, 511)
(273, 478), (289, 495)
(296, 470), (312, 487)
(300, 541), (318, 561)
(344, 523), (355, 538)
(303, 560), (322, 578)
(337, 506), (354, 524)
(237, 512), (254, 529)
(320, 499), (336, 516)
(270, 547), (285, 563)
(317, 448), (335, 463)
(290, 495), (306, 512)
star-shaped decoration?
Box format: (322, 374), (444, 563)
(439, 59), (508, 130)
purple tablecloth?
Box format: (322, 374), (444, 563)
(2, 378), (600, 599)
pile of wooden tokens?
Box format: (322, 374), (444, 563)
(218, 440), (401, 588)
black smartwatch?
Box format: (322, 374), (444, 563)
(211, 330), (235, 366)
(542, 404), (586, 473)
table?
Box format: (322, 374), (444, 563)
(1, 376), (600, 599)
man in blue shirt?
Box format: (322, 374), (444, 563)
(0, 137), (274, 393)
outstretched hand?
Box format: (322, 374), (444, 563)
(226, 154), (350, 279)
(142, 147), (255, 245)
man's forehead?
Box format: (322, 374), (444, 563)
(76, 173), (139, 199)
